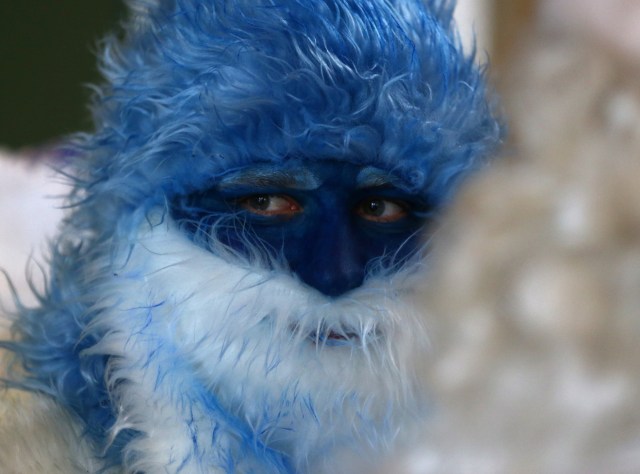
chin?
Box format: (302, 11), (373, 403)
(82, 210), (429, 472)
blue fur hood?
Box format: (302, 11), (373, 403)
(75, 0), (501, 239)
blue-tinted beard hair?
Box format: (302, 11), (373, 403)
(4, 215), (432, 472)
(0, 0), (503, 472)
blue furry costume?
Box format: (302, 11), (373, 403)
(1, 1), (500, 472)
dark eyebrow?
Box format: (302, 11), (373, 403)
(217, 167), (321, 190)
(356, 167), (404, 189)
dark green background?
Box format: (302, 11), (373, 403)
(0, 2), (126, 150)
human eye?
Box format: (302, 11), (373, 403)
(238, 194), (302, 217)
(355, 197), (409, 223)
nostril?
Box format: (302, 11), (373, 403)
(295, 259), (365, 297)
(294, 223), (369, 296)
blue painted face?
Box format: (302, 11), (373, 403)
(171, 161), (433, 297)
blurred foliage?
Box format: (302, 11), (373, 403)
(0, 2), (126, 150)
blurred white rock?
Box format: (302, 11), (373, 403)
(374, 7), (640, 472)
(541, 0), (640, 63)
(0, 151), (66, 321)
(455, 0), (493, 57)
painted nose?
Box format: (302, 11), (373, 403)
(294, 224), (366, 297)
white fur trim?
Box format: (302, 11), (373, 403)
(80, 214), (429, 472)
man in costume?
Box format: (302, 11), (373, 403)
(0, 0), (500, 472)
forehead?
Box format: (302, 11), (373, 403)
(217, 161), (408, 191)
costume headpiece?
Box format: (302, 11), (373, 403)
(78, 0), (500, 238)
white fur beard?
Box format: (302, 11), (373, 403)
(85, 212), (430, 473)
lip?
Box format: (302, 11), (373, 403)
(307, 328), (361, 346)
(290, 323), (381, 347)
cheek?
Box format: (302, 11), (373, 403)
(362, 227), (426, 263)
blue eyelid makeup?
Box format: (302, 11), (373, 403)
(218, 166), (322, 191)
(356, 166), (406, 189)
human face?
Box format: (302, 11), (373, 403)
(170, 160), (433, 297)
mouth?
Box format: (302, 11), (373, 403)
(291, 324), (381, 347)
(308, 328), (360, 346)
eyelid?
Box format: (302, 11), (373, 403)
(360, 188), (432, 211)
(236, 194), (302, 217)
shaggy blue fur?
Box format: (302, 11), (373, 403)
(74, 0), (500, 239)
(1, 0), (502, 471)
